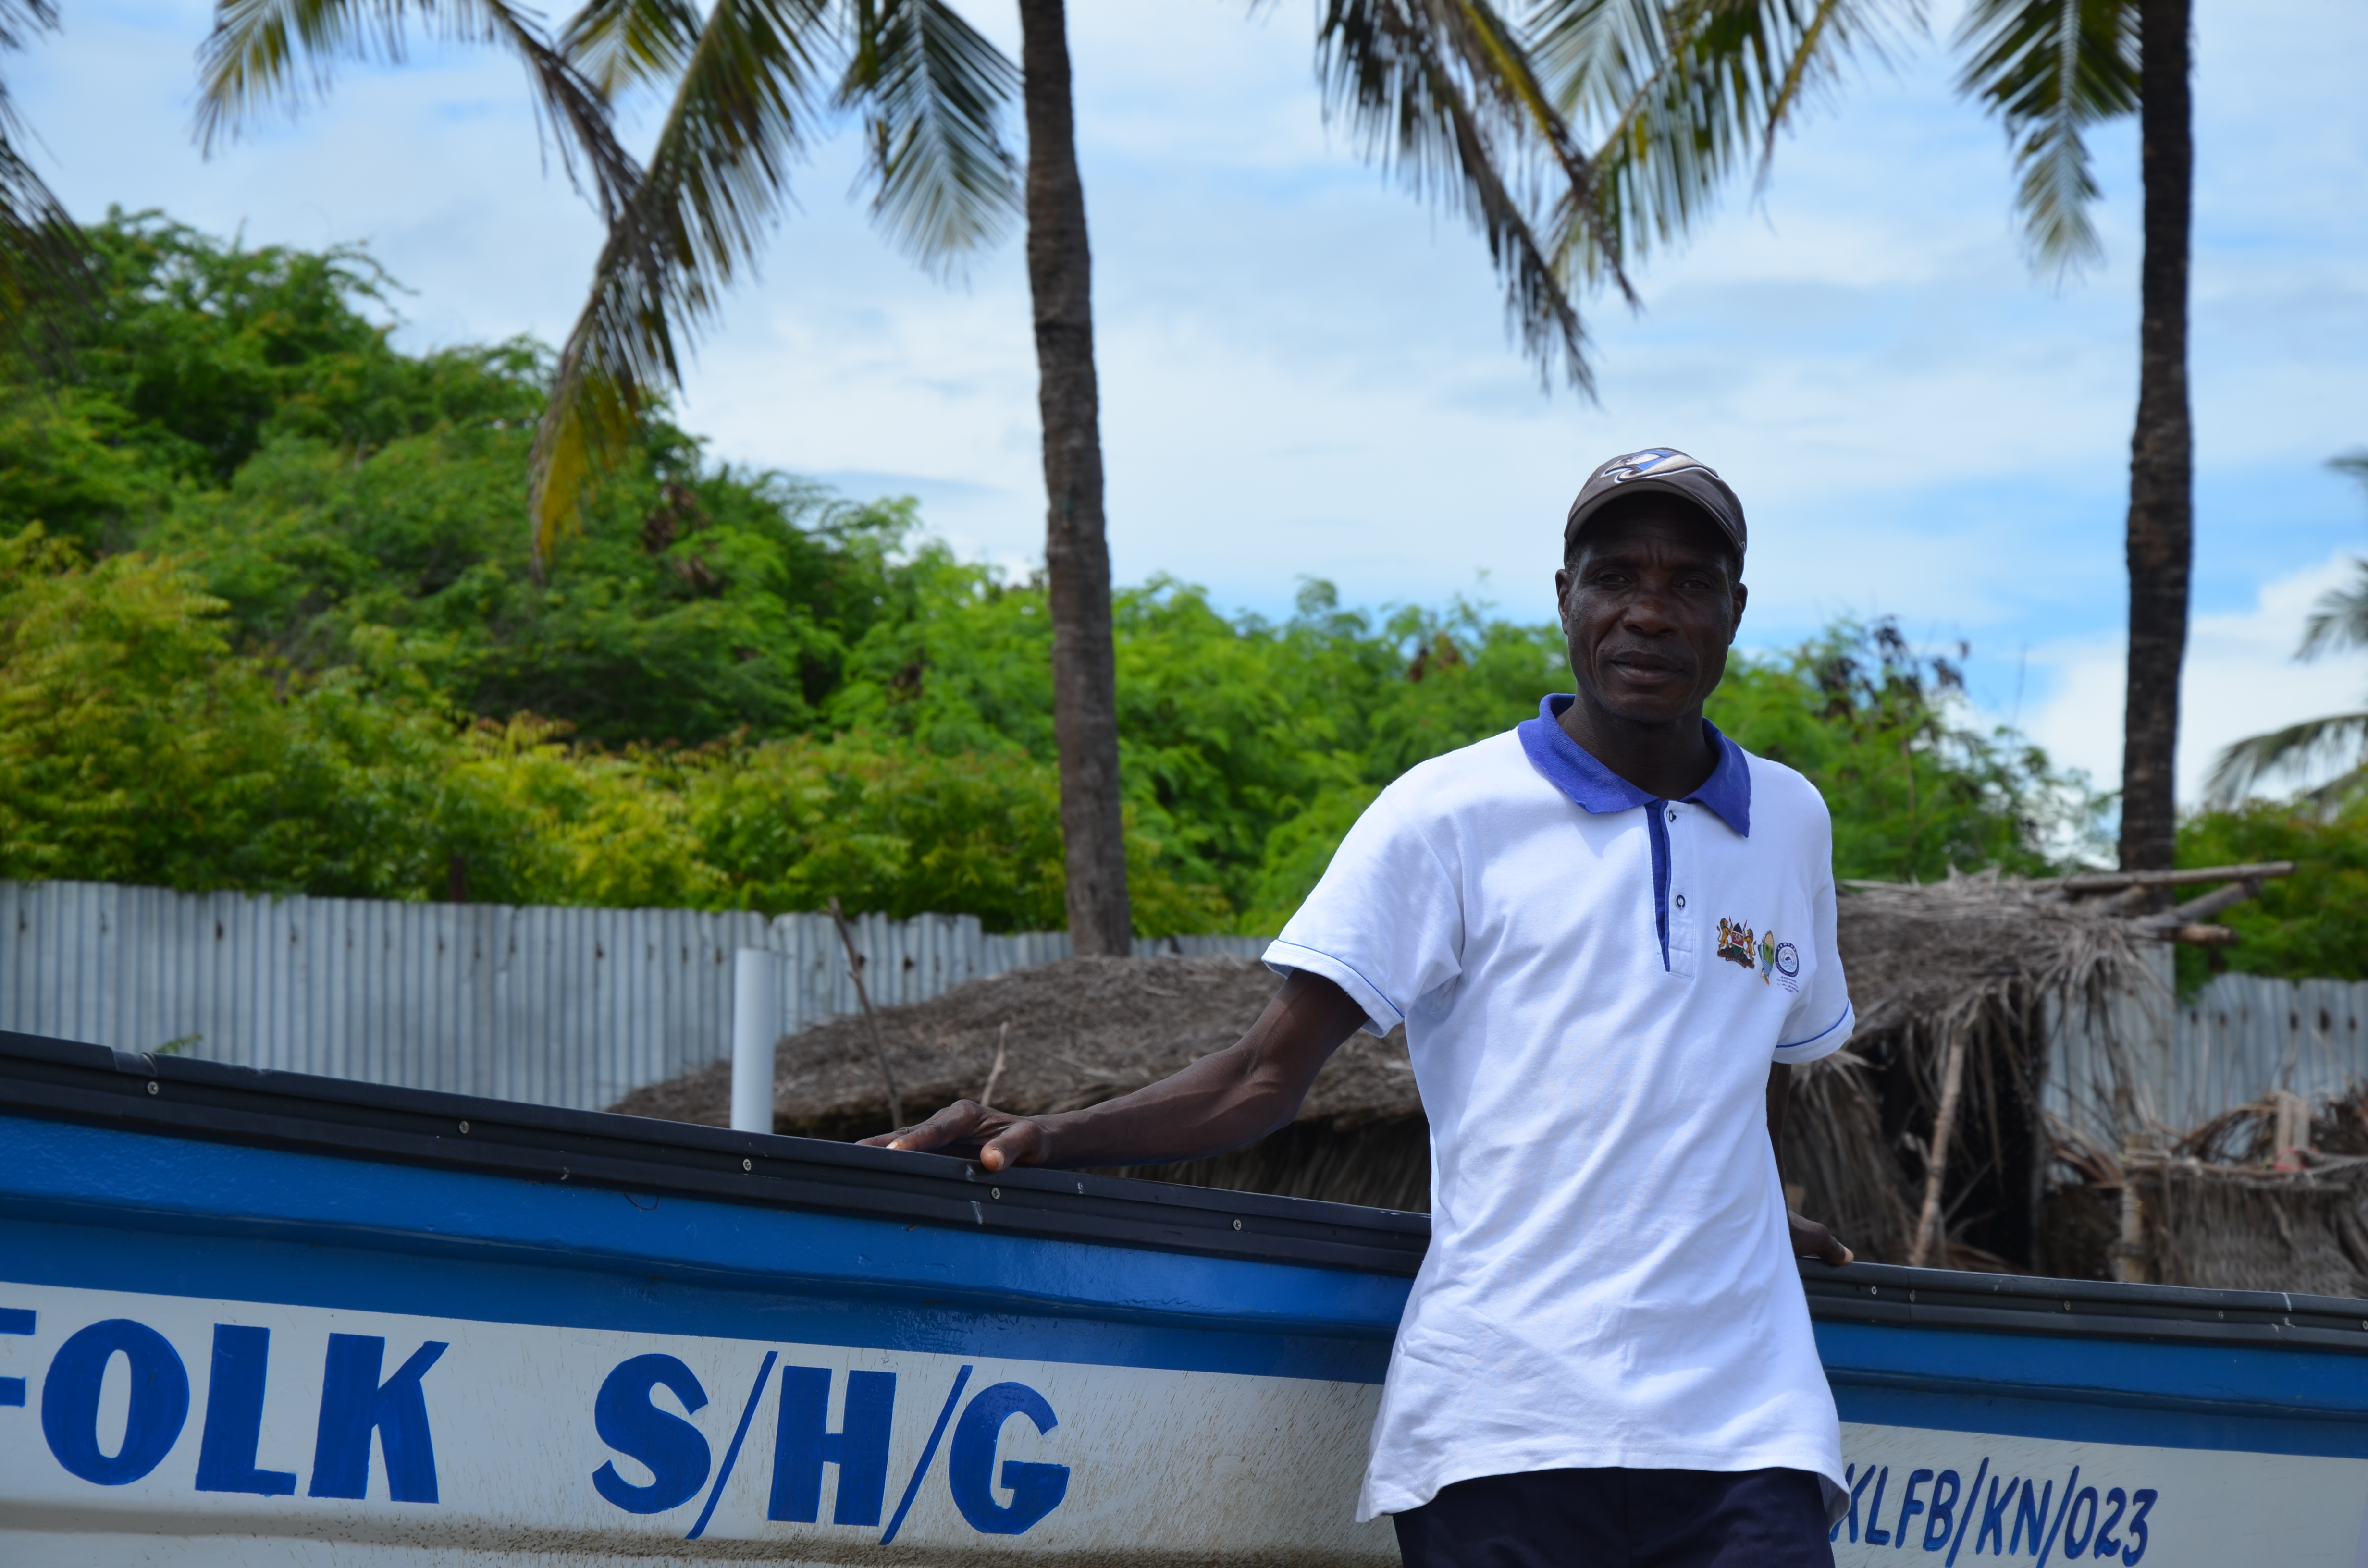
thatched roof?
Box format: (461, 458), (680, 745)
(616, 873), (2162, 1141)
(1835, 872), (2157, 1041)
(611, 870), (2274, 1264)
(610, 955), (1416, 1143)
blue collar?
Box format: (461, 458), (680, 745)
(1517, 695), (1752, 837)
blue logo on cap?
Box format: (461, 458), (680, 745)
(1599, 448), (1708, 484)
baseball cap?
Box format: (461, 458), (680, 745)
(1562, 448), (1747, 563)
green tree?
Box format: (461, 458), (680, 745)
(2176, 801), (2368, 988)
(194, 0), (1620, 953)
(1709, 619), (2099, 882)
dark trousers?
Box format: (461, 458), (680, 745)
(1394, 1466), (1835, 1568)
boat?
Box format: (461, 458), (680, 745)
(2, 1028), (2363, 1565)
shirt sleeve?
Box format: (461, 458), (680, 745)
(1263, 783), (1464, 1038)
(1775, 802), (1853, 1066)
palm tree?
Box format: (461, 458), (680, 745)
(197, 0), (1615, 948)
(2207, 451), (2368, 808)
(1955, 0), (2185, 879)
(0, 0), (86, 343)
(1522, 0), (2193, 878)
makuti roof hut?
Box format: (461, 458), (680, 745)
(615, 862), (2355, 1288)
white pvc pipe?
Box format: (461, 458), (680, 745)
(730, 948), (780, 1134)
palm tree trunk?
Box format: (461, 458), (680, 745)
(2117, 0), (2195, 875)
(1017, 0), (1132, 954)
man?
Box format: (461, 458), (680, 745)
(867, 448), (1857, 1568)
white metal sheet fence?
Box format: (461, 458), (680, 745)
(2045, 957), (2368, 1145)
(0, 881), (1267, 1112)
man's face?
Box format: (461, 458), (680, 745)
(1553, 501), (1747, 725)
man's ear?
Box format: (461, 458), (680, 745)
(1553, 565), (1574, 633)
(1729, 580), (1748, 644)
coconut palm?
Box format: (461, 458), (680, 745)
(197, 0), (1618, 947)
(2207, 452), (2368, 808)
(0, 0), (86, 341)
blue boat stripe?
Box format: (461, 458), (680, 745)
(0, 1215), (1394, 1385)
(687, 1350), (778, 1541)
(881, 1365), (971, 1545)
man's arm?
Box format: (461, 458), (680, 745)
(859, 969), (1372, 1171)
(1769, 1062), (1854, 1265)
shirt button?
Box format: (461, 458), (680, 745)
(1675, 894), (1687, 909)
(1666, 808), (1677, 822)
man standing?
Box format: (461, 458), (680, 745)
(869, 448), (1856, 1567)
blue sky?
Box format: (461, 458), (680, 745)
(13, 0), (2368, 800)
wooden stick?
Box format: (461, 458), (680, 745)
(2046, 861), (2294, 895)
(1908, 1027), (1970, 1268)
(828, 897), (904, 1130)
(981, 1022), (1010, 1111)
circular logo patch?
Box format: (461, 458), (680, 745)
(1775, 942), (1800, 978)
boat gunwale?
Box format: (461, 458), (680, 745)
(0, 1030), (1431, 1277)
(9, 1029), (2368, 1356)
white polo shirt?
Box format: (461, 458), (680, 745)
(1266, 696), (1853, 1521)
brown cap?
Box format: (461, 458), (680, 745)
(1563, 448), (1747, 562)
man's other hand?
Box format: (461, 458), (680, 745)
(859, 1100), (1050, 1172)
(1789, 1211), (1854, 1266)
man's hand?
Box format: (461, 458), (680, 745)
(855, 971), (1369, 1173)
(860, 1100), (1051, 1172)
(1789, 1210), (1854, 1266)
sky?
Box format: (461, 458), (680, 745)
(12, 0), (2368, 804)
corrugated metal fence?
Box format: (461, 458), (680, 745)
(2047, 955), (2368, 1144)
(2170, 971), (2368, 1124)
(9, 879), (2367, 1128)
(0, 881), (1267, 1113)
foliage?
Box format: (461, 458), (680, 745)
(2176, 804), (2368, 989)
(0, 214), (2095, 933)
(1708, 619), (2102, 883)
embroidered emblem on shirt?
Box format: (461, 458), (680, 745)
(1715, 918), (1755, 968)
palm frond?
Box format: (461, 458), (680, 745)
(1528, 0), (1919, 281)
(0, 0), (87, 348)
(2206, 711), (2368, 808)
(2297, 562), (2368, 662)
(560, 0), (705, 98)
(197, 0), (645, 233)
(0, 135), (83, 336)
(1953, 0), (2139, 276)
(1318, 0), (1594, 390)
(530, 0), (834, 564)
(838, 0), (1019, 271)
(2334, 448), (2368, 493)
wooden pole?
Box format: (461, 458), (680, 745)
(828, 897), (904, 1131)
(1909, 1027), (1970, 1268)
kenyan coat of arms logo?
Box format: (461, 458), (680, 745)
(1715, 918), (1756, 968)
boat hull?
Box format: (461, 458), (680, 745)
(4, 1032), (2366, 1565)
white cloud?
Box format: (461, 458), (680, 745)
(2024, 551), (2368, 802)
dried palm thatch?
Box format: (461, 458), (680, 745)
(2076, 1086), (2368, 1294)
(610, 955), (1434, 1211)
(613, 869), (2232, 1263)
(1797, 872), (2164, 1268)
